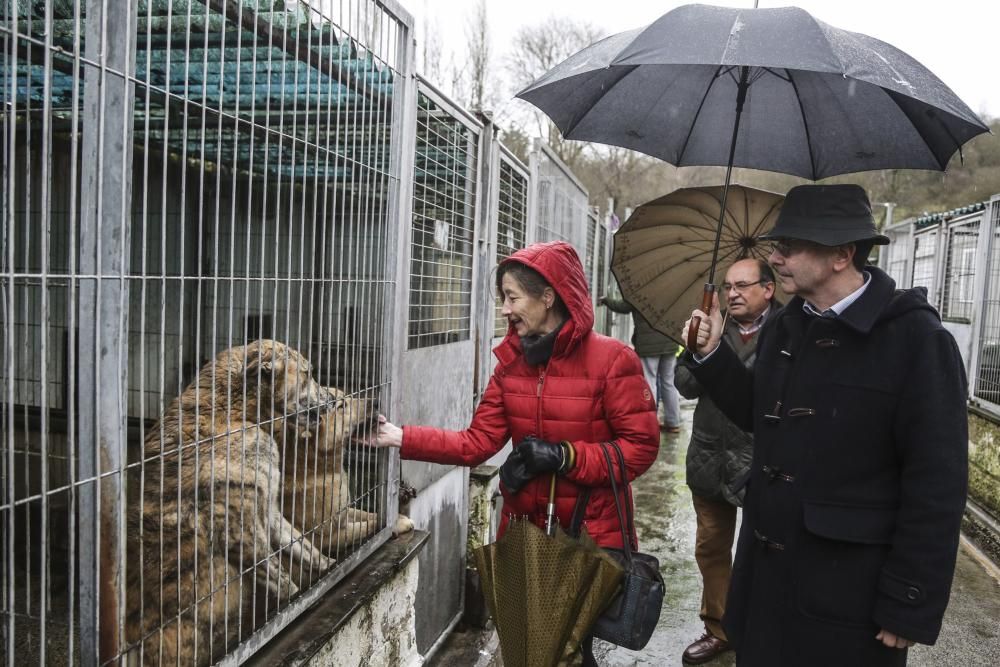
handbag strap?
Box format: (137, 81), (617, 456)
(607, 441), (637, 546)
(599, 441), (635, 565)
(567, 442), (638, 559)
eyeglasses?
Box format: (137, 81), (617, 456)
(767, 239), (820, 257)
(722, 280), (767, 293)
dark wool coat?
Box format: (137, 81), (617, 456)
(689, 267), (968, 667)
(676, 304), (779, 506)
(402, 241), (660, 548)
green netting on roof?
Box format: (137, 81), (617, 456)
(4, 0), (397, 181)
(913, 201), (987, 229)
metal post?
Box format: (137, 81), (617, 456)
(78, 0), (136, 664)
(472, 115), (499, 401)
(968, 196), (1000, 399)
(383, 27), (418, 536)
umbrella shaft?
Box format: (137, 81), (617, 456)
(709, 66), (751, 285)
(546, 473), (558, 536)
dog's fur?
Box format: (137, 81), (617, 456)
(280, 387), (413, 562)
(125, 340), (331, 666)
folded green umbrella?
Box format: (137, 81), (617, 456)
(475, 477), (624, 667)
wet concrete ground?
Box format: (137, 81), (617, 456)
(431, 400), (1000, 666)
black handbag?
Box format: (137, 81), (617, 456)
(570, 442), (665, 650)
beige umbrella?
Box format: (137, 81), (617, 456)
(475, 477), (625, 667)
(611, 184), (787, 342)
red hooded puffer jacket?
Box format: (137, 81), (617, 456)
(401, 241), (659, 548)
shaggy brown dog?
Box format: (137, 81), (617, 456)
(125, 340), (331, 667)
(281, 387), (413, 563)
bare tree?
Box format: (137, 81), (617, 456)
(505, 17), (603, 167)
(418, 6), (445, 83)
(354, 0), (383, 55)
(465, 0), (492, 111)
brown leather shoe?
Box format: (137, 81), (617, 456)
(682, 629), (731, 664)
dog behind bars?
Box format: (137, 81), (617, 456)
(124, 340), (332, 666)
(280, 387), (413, 564)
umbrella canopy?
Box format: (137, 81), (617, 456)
(611, 185), (786, 341)
(475, 518), (624, 667)
(517, 4), (990, 180)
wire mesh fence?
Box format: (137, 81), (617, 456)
(595, 216), (608, 300)
(493, 153), (528, 339)
(1, 2), (615, 665)
(1, 1), (412, 664)
(910, 228), (940, 304)
(406, 83), (479, 350)
(974, 202), (1000, 404)
(531, 143), (590, 283)
(941, 218), (979, 322)
(883, 198), (1000, 412)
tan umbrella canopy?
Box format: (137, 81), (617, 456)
(611, 184), (787, 343)
(475, 516), (624, 667)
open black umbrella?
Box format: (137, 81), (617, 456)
(516, 3), (989, 342)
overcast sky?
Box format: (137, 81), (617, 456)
(413, 0), (999, 120)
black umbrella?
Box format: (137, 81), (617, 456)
(516, 3), (989, 343)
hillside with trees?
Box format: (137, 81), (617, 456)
(500, 116), (999, 229)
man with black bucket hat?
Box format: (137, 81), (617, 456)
(680, 184), (968, 666)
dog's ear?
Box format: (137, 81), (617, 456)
(244, 348), (276, 380)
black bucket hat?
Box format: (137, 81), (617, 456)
(759, 184), (890, 246)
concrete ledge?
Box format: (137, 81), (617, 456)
(963, 499), (1000, 570)
(424, 624), (500, 667)
(247, 530), (430, 666)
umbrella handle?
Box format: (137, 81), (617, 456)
(545, 474), (558, 536)
(687, 284), (717, 351)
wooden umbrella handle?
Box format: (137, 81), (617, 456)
(686, 284), (716, 351)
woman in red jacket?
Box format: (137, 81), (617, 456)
(372, 240), (659, 549)
(374, 241), (659, 663)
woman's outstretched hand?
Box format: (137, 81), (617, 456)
(367, 414), (403, 448)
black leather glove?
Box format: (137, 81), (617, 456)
(499, 447), (532, 494)
(517, 436), (567, 475)
(499, 437), (569, 494)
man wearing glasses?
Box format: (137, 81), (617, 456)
(675, 258), (779, 665)
(682, 184), (968, 667)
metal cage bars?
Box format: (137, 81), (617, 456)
(1, 1), (414, 665)
(1, 2), (615, 664)
(406, 79), (481, 351)
(492, 151), (529, 339)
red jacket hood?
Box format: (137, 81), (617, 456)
(496, 241), (595, 362)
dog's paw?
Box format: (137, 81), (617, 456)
(393, 515), (415, 536)
(282, 580), (300, 598)
(317, 554), (335, 572)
